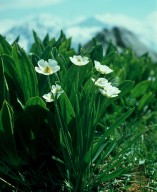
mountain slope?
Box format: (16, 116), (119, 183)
(3, 15), (157, 62)
(84, 26), (157, 62)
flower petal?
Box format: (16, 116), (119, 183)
(51, 84), (64, 99)
(35, 67), (45, 74)
(38, 59), (48, 68)
(69, 56), (77, 65)
(82, 57), (89, 64)
(94, 78), (109, 87)
(94, 60), (113, 74)
(43, 92), (54, 102)
(53, 66), (60, 73)
(48, 59), (58, 67)
(35, 59), (60, 75)
(70, 55), (89, 66)
(99, 85), (121, 98)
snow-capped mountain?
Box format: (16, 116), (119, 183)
(1, 14), (157, 61)
(74, 17), (110, 28)
(84, 26), (157, 62)
(4, 15), (66, 50)
(4, 15), (112, 50)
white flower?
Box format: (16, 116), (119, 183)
(69, 55), (89, 66)
(43, 92), (54, 102)
(92, 77), (120, 98)
(35, 59), (60, 75)
(92, 77), (111, 88)
(99, 84), (121, 98)
(94, 60), (113, 74)
(51, 84), (64, 99)
(43, 84), (64, 102)
(139, 159), (145, 165)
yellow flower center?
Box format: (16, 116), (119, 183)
(43, 66), (53, 74)
(77, 58), (81, 62)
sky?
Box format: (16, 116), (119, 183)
(0, 0), (156, 24)
(0, 0), (157, 50)
(0, 0), (156, 20)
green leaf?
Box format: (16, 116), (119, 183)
(105, 41), (117, 55)
(118, 80), (135, 97)
(58, 92), (75, 125)
(100, 168), (126, 182)
(52, 155), (64, 164)
(2, 54), (24, 102)
(93, 108), (135, 156)
(138, 92), (154, 111)
(131, 80), (150, 98)
(12, 36), (20, 45)
(0, 101), (20, 166)
(24, 97), (49, 131)
(0, 101), (14, 134)
(57, 54), (68, 73)
(0, 34), (12, 55)
(25, 96), (48, 110)
(94, 133), (141, 186)
(42, 33), (50, 47)
(103, 50), (117, 66)
(2, 54), (19, 79)
(16, 97), (49, 160)
(59, 38), (72, 52)
(84, 142), (107, 164)
(0, 58), (9, 107)
(90, 44), (103, 62)
(40, 45), (54, 60)
(55, 30), (66, 48)
(93, 140), (116, 164)
(92, 141), (117, 174)
(11, 43), (39, 103)
(144, 187), (157, 191)
(104, 108), (134, 137)
(31, 30), (44, 55)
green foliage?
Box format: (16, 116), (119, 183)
(0, 31), (157, 191)
(0, 59), (9, 108)
(0, 101), (21, 167)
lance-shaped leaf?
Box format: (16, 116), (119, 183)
(0, 58), (9, 107)
(0, 34), (12, 55)
(0, 101), (20, 166)
(58, 92), (76, 125)
(11, 43), (39, 103)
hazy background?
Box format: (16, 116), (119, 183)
(0, 0), (157, 51)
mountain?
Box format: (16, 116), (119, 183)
(4, 15), (65, 50)
(2, 15), (157, 62)
(64, 17), (112, 49)
(74, 17), (110, 28)
(84, 26), (157, 62)
(4, 16), (111, 50)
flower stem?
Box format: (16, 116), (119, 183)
(47, 76), (52, 90)
(55, 73), (60, 83)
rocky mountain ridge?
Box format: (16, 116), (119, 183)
(2, 15), (157, 62)
(84, 26), (157, 62)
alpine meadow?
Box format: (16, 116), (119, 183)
(0, 30), (157, 191)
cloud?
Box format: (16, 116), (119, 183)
(95, 13), (142, 30)
(0, 0), (63, 10)
(65, 26), (102, 44)
(95, 12), (157, 36)
(95, 12), (157, 50)
(0, 11), (157, 51)
(146, 11), (157, 28)
(0, 19), (17, 34)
